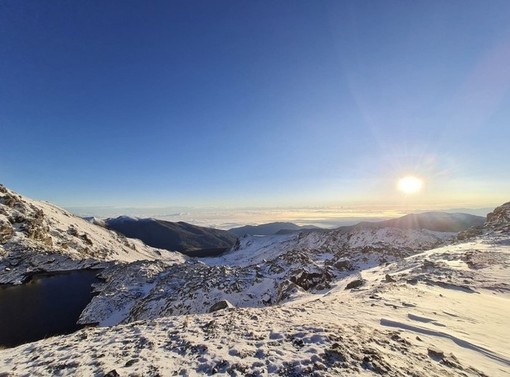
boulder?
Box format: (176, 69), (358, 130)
(290, 269), (332, 291)
(208, 300), (234, 313)
(345, 279), (365, 290)
(0, 220), (14, 243)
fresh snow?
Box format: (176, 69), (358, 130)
(1, 186), (509, 376)
(0, 185), (186, 284)
(1, 233), (509, 376)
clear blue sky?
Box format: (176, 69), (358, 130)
(1, 1), (509, 209)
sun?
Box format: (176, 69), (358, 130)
(397, 175), (423, 194)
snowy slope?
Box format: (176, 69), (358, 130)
(76, 212), (458, 326)
(1, 192), (509, 376)
(1, 228), (508, 376)
(0, 185), (186, 283)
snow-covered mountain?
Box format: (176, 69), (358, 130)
(0, 184), (185, 284)
(1, 187), (509, 376)
(75, 217), (458, 327)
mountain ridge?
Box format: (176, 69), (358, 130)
(104, 216), (237, 256)
(228, 221), (320, 236)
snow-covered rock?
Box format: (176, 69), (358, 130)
(1, 187), (508, 376)
(0, 184), (186, 283)
(76, 213), (458, 326)
(485, 202), (510, 233)
(1, 229), (509, 376)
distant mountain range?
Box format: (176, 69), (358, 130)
(104, 217), (237, 257)
(351, 212), (485, 233)
(101, 213), (485, 258)
(228, 222), (320, 237)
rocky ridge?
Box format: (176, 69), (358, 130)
(0, 184), (185, 284)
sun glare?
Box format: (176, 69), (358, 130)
(397, 176), (423, 194)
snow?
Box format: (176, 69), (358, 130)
(2, 232), (509, 376)
(1, 186), (509, 376)
(0, 185), (186, 284)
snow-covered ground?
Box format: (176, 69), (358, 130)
(0, 185), (186, 284)
(1, 230), (509, 376)
(1, 186), (509, 376)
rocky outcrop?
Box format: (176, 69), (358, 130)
(485, 202), (510, 233)
(289, 268), (332, 291)
(0, 219), (13, 243)
(345, 279), (365, 290)
(208, 300), (234, 313)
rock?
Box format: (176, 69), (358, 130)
(324, 343), (346, 366)
(289, 269), (332, 291)
(427, 347), (445, 360)
(68, 226), (79, 237)
(0, 192), (19, 207)
(485, 202), (510, 233)
(0, 220), (14, 243)
(103, 369), (120, 377)
(332, 259), (353, 271)
(276, 280), (304, 302)
(124, 359), (138, 367)
(345, 279), (365, 290)
(385, 274), (396, 283)
(209, 300), (234, 313)
(80, 233), (93, 246)
(422, 260), (436, 269)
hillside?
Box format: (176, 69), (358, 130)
(0, 185), (185, 284)
(351, 212), (485, 232)
(229, 222), (320, 237)
(104, 217), (237, 256)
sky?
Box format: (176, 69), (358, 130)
(1, 1), (510, 218)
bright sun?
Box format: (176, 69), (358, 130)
(397, 176), (423, 194)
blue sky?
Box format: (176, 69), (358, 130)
(1, 1), (509, 211)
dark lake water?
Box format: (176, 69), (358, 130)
(0, 269), (101, 348)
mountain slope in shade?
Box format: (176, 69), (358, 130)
(105, 217), (237, 256)
(229, 222), (319, 237)
(0, 184), (185, 284)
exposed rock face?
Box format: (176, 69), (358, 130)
(0, 219), (14, 243)
(276, 280), (304, 302)
(485, 202), (510, 233)
(289, 268), (332, 291)
(209, 300), (234, 313)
